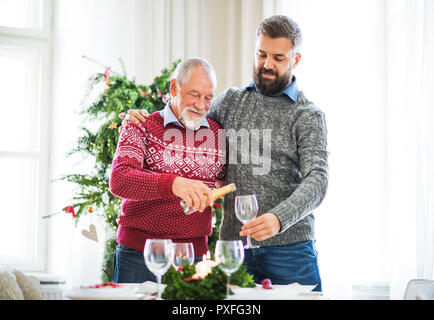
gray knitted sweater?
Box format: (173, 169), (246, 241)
(207, 87), (328, 247)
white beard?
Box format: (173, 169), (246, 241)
(178, 106), (206, 130)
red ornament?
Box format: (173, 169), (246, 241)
(102, 67), (111, 82)
(63, 205), (76, 218)
(213, 202), (221, 208)
(261, 278), (273, 289)
(139, 88), (150, 98)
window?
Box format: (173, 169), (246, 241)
(0, 0), (52, 271)
(271, 0), (434, 299)
(270, 0), (389, 297)
(0, 0), (44, 30)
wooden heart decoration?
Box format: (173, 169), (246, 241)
(81, 224), (98, 242)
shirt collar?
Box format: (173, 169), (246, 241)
(160, 101), (210, 130)
(246, 75), (298, 102)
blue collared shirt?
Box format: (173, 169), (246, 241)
(159, 102), (210, 129)
(246, 75), (299, 102)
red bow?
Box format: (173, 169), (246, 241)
(63, 206), (76, 218)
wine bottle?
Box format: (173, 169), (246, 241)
(181, 183), (236, 215)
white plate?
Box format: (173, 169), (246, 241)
(229, 283), (320, 300)
(64, 283), (147, 300)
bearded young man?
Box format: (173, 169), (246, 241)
(123, 15), (328, 292)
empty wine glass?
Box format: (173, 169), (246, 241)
(215, 240), (244, 298)
(235, 194), (259, 249)
(143, 239), (174, 300)
(172, 242), (195, 269)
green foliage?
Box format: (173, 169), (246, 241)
(208, 197), (223, 259)
(161, 264), (255, 300)
(101, 237), (118, 283)
(231, 265), (256, 288)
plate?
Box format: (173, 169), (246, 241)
(134, 281), (166, 294)
(229, 283), (320, 300)
(64, 283), (147, 300)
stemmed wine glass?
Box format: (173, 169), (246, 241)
(215, 240), (244, 298)
(172, 242), (195, 269)
(235, 194), (259, 249)
(143, 239), (174, 300)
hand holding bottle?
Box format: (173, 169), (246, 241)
(179, 183), (236, 215)
(172, 177), (214, 213)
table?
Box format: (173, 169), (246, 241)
(63, 281), (325, 300)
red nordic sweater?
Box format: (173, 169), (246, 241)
(109, 112), (226, 256)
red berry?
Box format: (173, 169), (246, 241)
(261, 279), (272, 289)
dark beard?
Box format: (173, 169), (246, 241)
(253, 66), (291, 96)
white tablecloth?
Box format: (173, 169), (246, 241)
(63, 281), (325, 300)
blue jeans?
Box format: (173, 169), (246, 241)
(243, 240), (322, 292)
(113, 243), (203, 283)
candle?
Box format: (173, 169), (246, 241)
(193, 251), (217, 279)
(196, 260), (212, 276)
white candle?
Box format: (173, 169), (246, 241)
(193, 251), (217, 279)
(196, 260), (212, 276)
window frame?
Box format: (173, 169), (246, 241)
(0, 0), (53, 271)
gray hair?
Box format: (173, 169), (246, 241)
(172, 57), (217, 88)
(256, 15), (302, 53)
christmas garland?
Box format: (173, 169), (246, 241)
(162, 264), (255, 300)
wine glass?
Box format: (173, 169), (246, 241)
(235, 194), (259, 249)
(215, 240), (244, 298)
(143, 239), (174, 300)
(172, 242), (195, 269)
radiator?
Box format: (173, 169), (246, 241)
(40, 284), (65, 300)
(26, 273), (65, 300)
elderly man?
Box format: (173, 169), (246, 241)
(110, 57), (226, 283)
(123, 15), (328, 292)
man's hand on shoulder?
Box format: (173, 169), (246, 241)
(118, 109), (149, 133)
